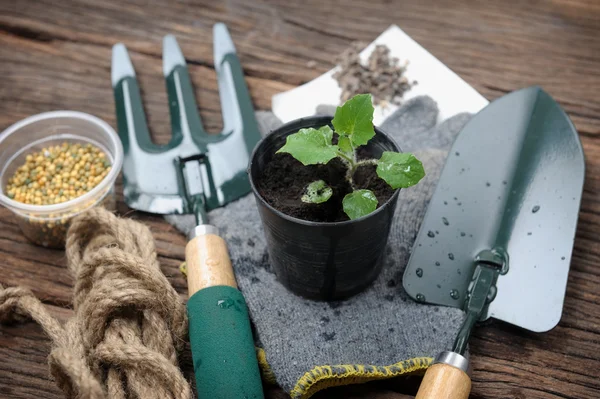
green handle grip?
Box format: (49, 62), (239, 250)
(187, 285), (264, 399)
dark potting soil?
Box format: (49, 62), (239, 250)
(258, 150), (396, 222)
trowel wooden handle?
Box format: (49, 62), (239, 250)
(415, 352), (471, 399)
(185, 227), (264, 399)
(186, 233), (237, 295)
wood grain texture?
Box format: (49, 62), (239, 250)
(0, 0), (599, 398)
(415, 364), (471, 399)
(185, 233), (237, 295)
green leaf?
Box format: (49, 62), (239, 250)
(376, 151), (426, 189)
(301, 180), (333, 204)
(276, 126), (339, 165)
(337, 135), (354, 161)
(332, 94), (375, 147)
(338, 135), (353, 153)
(343, 189), (378, 220)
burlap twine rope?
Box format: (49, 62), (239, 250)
(0, 208), (192, 398)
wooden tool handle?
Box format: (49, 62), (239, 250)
(415, 363), (471, 399)
(185, 231), (264, 399)
(185, 233), (237, 295)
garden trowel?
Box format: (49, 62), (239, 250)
(403, 87), (585, 399)
(111, 24), (264, 399)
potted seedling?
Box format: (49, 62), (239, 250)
(249, 94), (425, 300)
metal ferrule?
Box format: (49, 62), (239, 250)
(189, 224), (220, 239)
(434, 351), (470, 374)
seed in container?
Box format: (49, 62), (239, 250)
(5, 142), (111, 205)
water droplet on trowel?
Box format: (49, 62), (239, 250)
(416, 293), (426, 302)
(435, 261), (441, 266)
(217, 298), (235, 309)
(527, 232), (532, 236)
(436, 284), (442, 289)
(455, 152), (460, 156)
(448, 253), (455, 260)
(561, 256), (566, 260)
(486, 182), (491, 187)
(444, 201), (448, 205)
(460, 232), (466, 237)
(427, 231), (435, 238)
(416, 268), (423, 277)
(442, 217), (449, 226)
(450, 289), (460, 300)
(532, 205), (540, 213)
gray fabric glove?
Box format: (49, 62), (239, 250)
(166, 97), (471, 398)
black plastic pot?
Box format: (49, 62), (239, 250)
(248, 116), (400, 300)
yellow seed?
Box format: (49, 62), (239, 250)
(5, 141), (110, 209)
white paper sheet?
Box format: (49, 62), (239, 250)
(272, 25), (489, 125)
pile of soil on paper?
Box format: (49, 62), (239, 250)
(333, 43), (415, 106)
(258, 150), (396, 222)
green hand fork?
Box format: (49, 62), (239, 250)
(111, 24), (264, 399)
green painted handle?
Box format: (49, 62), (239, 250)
(187, 285), (264, 399)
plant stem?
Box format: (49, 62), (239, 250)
(336, 151), (355, 167)
(345, 168), (357, 190)
(336, 151), (357, 190)
(337, 141), (378, 191)
(349, 159), (377, 175)
(356, 159), (378, 167)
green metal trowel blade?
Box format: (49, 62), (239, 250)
(111, 24), (261, 216)
(403, 86), (585, 333)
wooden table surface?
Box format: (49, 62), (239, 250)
(1, 0), (599, 398)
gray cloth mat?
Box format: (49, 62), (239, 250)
(166, 96), (471, 394)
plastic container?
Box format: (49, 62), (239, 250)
(248, 116), (400, 300)
(0, 111), (123, 248)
